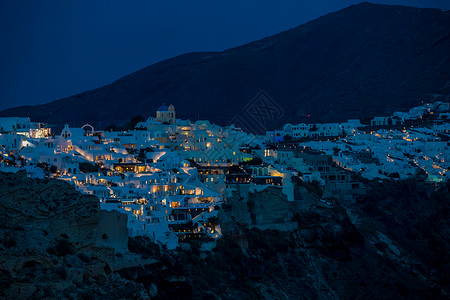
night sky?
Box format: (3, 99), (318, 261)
(1, 0), (450, 111)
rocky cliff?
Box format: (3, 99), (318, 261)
(134, 202), (441, 299)
(2, 171), (449, 299)
(219, 184), (296, 233)
(0, 171), (151, 299)
(129, 178), (448, 299)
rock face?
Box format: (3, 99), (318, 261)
(356, 178), (450, 295)
(0, 171), (128, 254)
(220, 184), (296, 232)
(248, 186), (291, 225)
(130, 178), (449, 299)
(0, 171), (146, 299)
(292, 178), (320, 211)
(1, 3), (449, 130)
(151, 203), (444, 299)
(2, 172), (449, 298)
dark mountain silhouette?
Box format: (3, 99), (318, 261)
(1, 2), (450, 132)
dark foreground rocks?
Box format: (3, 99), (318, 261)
(0, 171), (152, 299)
(1, 171), (449, 299)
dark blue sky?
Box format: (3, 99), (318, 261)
(1, 0), (449, 110)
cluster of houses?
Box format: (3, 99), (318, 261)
(301, 125), (449, 183)
(1, 101), (449, 248)
(0, 106), (293, 249)
(268, 101), (450, 142)
(266, 119), (363, 142)
(265, 101), (449, 184)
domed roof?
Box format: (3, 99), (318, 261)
(157, 105), (169, 112)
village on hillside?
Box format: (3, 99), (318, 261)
(1, 101), (449, 249)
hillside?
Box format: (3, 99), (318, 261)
(3, 171), (449, 298)
(1, 2), (450, 132)
(0, 171), (154, 298)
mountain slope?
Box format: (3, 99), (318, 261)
(2, 2), (450, 132)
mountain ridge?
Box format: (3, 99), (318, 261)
(2, 2), (450, 132)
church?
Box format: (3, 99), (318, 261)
(155, 104), (176, 124)
(135, 103), (191, 133)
